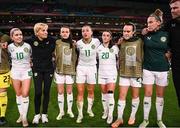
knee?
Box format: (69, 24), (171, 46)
(145, 91), (152, 97)
(43, 88), (51, 95)
(58, 90), (64, 95)
(132, 95), (139, 99)
(101, 86), (107, 94)
(87, 87), (94, 94)
(77, 90), (84, 97)
(66, 88), (72, 94)
(67, 90), (72, 94)
(132, 92), (139, 99)
(101, 90), (107, 94)
(15, 90), (22, 96)
(88, 90), (94, 95)
(119, 92), (126, 100)
(156, 92), (163, 97)
(22, 93), (29, 97)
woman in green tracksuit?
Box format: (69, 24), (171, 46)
(139, 9), (170, 128)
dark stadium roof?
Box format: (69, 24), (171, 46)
(0, 0), (170, 4)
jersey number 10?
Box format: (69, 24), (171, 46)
(16, 52), (24, 60)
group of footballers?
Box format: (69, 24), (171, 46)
(0, 0), (180, 127)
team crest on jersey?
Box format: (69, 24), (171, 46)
(110, 48), (114, 53)
(160, 36), (167, 42)
(33, 41), (39, 46)
(64, 47), (71, 55)
(91, 44), (95, 49)
(24, 47), (29, 53)
(126, 47), (135, 56)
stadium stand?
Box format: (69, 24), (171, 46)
(0, 0), (171, 39)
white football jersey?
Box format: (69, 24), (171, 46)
(8, 42), (32, 69)
(97, 44), (119, 78)
(76, 38), (100, 66)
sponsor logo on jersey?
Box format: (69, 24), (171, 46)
(24, 47), (29, 53)
(160, 36), (167, 42)
(91, 44), (95, 49)
(33, 41), (39, 46)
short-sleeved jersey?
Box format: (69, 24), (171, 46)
(76, 38), (100, 66)
(8, 42), (32, 69)
(97, 44), (119, 78)
(143, 30), (169, 71)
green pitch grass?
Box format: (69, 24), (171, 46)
(2, 74), (180, 127)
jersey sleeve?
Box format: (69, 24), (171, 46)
(7, 44), (11, 53)
(76, 40), (81, 51)
(114, 45), (119, 55)
(96, 45), (101, 58)
(94, 38), (101, 48)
